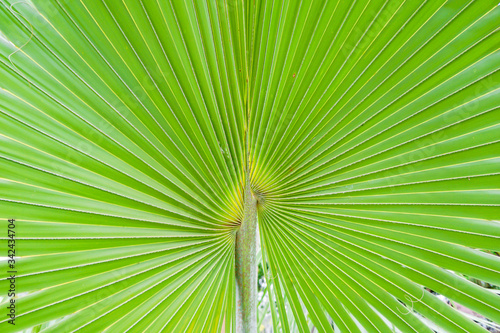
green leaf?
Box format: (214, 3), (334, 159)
(1, 0), (499, 332)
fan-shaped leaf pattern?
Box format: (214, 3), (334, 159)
(0, 0), (499, 332)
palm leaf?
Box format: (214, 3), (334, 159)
(1, 0), (499, 332)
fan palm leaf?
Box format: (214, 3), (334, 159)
(0, 0), (499, 332)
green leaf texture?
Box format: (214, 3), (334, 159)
(0, 0), (499, 332)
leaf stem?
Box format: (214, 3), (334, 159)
(235, 172), (258, 332)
